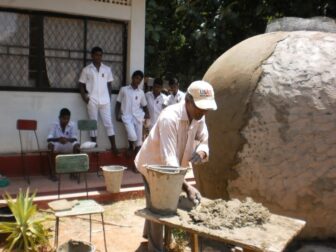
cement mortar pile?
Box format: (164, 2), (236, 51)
(186, 198), (270, 230)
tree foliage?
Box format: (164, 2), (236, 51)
(145, 0), (336, 88)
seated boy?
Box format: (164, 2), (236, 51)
(47, 108), (80, 154)
(47, 108), (80, 180)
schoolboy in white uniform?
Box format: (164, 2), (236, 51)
(167, 77), (185, 105)
(145, 78), (167, 130)
(135, 80), (217, 252)
(79, 46), (118, 154)
(115, 70), (150, 157)
(48, 108), (80, 181)
(47, 108), (80, 153)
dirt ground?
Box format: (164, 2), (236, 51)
(0, 198), (147, 252)
(51, 198), (148, 252)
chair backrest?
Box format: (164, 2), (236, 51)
(78, 119), (97, 143)
(55, 154), (89, 174)
(16, 119), (40, 152)
(55, 154), (90, 199)
(78, 120), (97, 131)
(17, 119), (37, 130)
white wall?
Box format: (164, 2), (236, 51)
(0, 0), (146, 153)
(127, 0), (146, 82)
(0, 92), (128, 153)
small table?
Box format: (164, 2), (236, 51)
(135, 205), (306, 252)
(53, 199), (107, 252)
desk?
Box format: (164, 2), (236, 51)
(135, 207), (305, 252)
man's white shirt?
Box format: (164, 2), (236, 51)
(134, 101), (209, 175)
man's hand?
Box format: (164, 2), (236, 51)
(189, 151), (207, 165)
(186, 185), (202, 206)
(84, 96), (90, 104)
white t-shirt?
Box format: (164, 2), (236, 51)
(145, 92), (167, 128)
(167, 90), (185, 105)
(79, 63), (113, 105)
(134, 101), (209, 175)
(117, 85), (147, 123)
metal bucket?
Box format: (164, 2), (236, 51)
(56, 240), (95, 252)
(101, 166), (127, 193)
(145, 165), (189, 215)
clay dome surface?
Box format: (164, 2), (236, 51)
(200, 31), (336, 238)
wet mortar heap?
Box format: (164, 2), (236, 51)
(179, 198), (271, 230)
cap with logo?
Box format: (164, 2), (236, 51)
(187, 80), (217, 110)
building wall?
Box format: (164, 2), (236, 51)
(0, 0), (146, 153)
(0, 92), (128, 152)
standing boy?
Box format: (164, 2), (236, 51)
(145, 78), (167, 130)
(167, 77), (185, 105)
(79, 46), (118, 154)
(115, 70), (150, 157)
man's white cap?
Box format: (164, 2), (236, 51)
(187, 80), (217, 110)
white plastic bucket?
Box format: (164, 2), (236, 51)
(101, 166), (127, 193)
(145, 165), (189, 215)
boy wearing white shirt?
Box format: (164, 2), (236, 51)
(167, 77), (185, 105)
(115, 70), (150, 158)
(145, 78), (167, 130)
(79, 46), (118, 154)
(47, 108), (80, 181)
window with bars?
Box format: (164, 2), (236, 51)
(0, 10), (126, 92)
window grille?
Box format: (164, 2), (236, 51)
(93, 0), (131, 6)
(0, 10), (126, 91)
(0, 12), (30, 87)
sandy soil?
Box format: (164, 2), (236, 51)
(51, 198), (147, 252)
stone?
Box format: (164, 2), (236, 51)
(266, 17), (336, 33)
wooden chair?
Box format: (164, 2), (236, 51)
(53, 153), (107, 251)
(78, 119), (105, 175)
(16, 119), (51, 184)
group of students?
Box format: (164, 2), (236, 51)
(47, 46), (219, 251)
(47, 46), (186, 167)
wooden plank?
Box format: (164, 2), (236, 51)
(135, 207), (306, 252)
(191, 233), (199, 252)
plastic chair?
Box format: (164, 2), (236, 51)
(78, 119), (105, 176)
(16, 119), (51, 184)
(53, 154), (107, 251)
